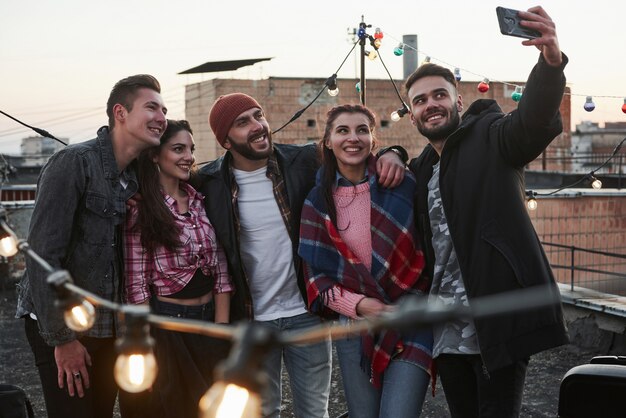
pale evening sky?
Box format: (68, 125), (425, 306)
(1, 0), (623, 154)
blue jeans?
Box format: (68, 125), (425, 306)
(259, 312), (331, 418)
(335, 326), (430, 418)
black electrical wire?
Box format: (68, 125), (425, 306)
(374, 40), (408, 110)
(0, 109), (67, 145)
(272, 39), (361, 135)
(532, 136), (626, 197)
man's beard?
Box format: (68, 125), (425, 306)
(417, 108), (461, 141)
(228, 130), (273, 161)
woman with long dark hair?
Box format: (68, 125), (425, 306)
(124, 120), (232, 417)
(299, 104), (433, 417)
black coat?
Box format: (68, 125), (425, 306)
(197, 143), (319, 321)
(409, 55), (569, 372)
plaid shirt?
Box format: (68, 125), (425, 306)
(124, 183), (232, 304)
(230, 153), (292, 240)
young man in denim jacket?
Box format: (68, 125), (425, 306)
(16, 74), (167, 418)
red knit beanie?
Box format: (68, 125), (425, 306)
(208, 93), (262, 146)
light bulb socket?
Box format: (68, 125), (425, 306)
(116, 306), (154, 355)
(214, 323), (278, 394)
(47, 270), (85, 312)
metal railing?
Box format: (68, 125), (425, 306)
(542, 241), (626, 295)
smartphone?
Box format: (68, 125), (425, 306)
(496, 6), (541, 39)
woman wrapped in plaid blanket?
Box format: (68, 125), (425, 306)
(298, 104), (433, 418)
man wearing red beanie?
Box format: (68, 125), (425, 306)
(198, 93), (406, 418)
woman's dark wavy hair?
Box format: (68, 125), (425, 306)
(134, 119), (194, 253)
(319, 104), (377, 228)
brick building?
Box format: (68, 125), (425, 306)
(184, 76), (571, 167)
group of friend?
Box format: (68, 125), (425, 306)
(16, 6), (569, 418)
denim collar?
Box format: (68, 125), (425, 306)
(334, 168), (369, 188)
(96, 126), (119, 180)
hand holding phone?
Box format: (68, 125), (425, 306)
(496, 7), (541, 39)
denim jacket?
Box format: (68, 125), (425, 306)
(16, 127), (138, 346)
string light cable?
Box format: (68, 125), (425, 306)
(0, 210), (562, 417)
(385, 33), (626, 113)
(0, 110), (66, 146)
(369, 35), (410, 121)
(271, 38), (360, 135)
(525, 135), (626, 210)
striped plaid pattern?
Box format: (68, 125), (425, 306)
(299, 156), (432, 387)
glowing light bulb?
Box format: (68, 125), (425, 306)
(393, 44), (404, 56)
(199, 382), (261, 418)
(391, 111), (401, 122)
(355, 82), (361, 93)
(454, 67), (462, 82)
(366, 50), (378, 61)
(374, 27), (383, 39)
(373, 38), (382, 49)
(478, 79), (490, 93)
(328, 87), (339, 97)
(584, 96), (595, 112)
(64, 300), (96, 332)
(622, 98), (626, 114)
(0, 220), (19, 257)
(527, 197), (538, 211)
(114, 352), (158, 393)
(0, 235), (18, 257)
(421, 56), (431, 66)
(591, 177), (602, 189)
(511, 86), (523, 102)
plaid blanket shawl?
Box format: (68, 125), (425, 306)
(299, 156), (433, 388)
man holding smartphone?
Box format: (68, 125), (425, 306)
(405, 6), (568, 417)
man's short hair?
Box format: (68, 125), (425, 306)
(106, 74), (161, 128)
(404, 63), (458, 93)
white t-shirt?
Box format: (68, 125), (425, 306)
(233, 166), (307, 321)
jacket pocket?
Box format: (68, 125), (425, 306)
(480, 219), (525, 287)
(82, 192), (116, 245)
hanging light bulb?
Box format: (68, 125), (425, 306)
(393, 43), (404, 56)
(526, 191), (538, 211)
(199, 382), (262, 418)
(355, 82), (361, 93)
(357, 27), (367, 39)
(622, 98), (626, 114)
(590, 175), (603, 189)
(374, 27), (383, 39)
(366, 50), (378, 61)
(0, 218), (19, 257)
(390, 104), (409, 122)
(478, 78), (490, 93)
(373, 38), (382, 49)
(64, 299), (96, 332)
(511, 86), (523, 102)
(114, 306), (158, 393)
(420, 56), (431, 66)
(115, 352), (158, 393)
(583, 96), (595, 112)
(46, 270), (98, 332)
(454, 68), (462, 82)
(199, 323), (274, 418)
(326, 74), (339, 97)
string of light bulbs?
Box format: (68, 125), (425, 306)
(0, 208), (561, 418)
(525, 135), (626, 210)
(384, 33), (626, 114)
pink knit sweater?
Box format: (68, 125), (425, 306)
(325, 182), (372, 318)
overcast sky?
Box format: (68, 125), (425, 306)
(1, 0), (624, 154)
